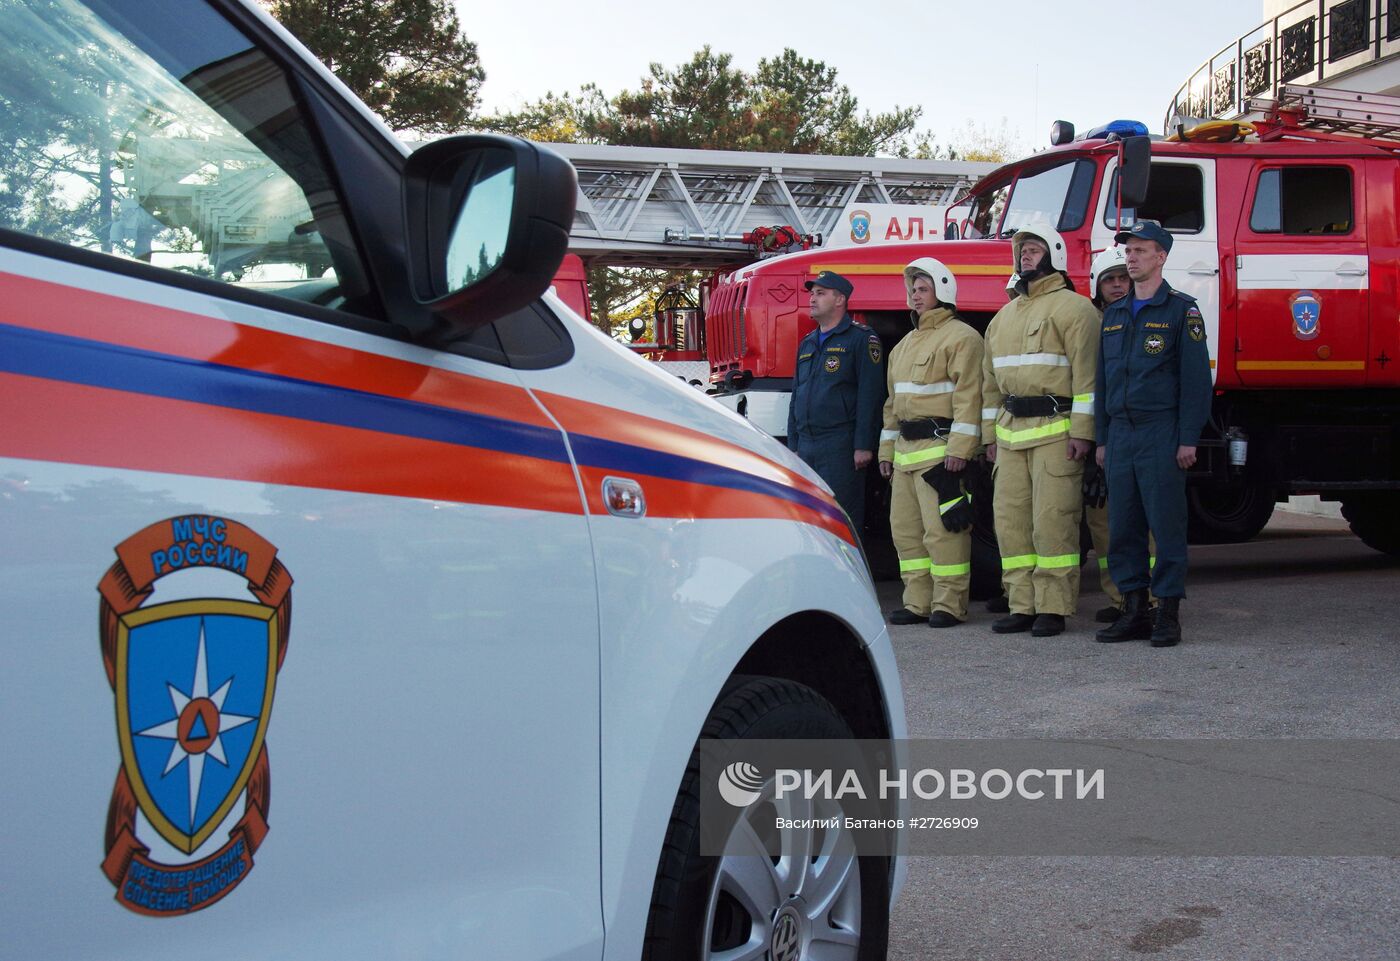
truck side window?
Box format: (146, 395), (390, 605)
(1, 0), (365, 313)
(1249, 167), (1352, 234)
(1104, 163), (1204, 234)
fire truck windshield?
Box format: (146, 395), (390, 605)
(964, 157), (1096, 239)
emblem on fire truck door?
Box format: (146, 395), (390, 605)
(849, 209), (871, 245)
(97, 516), (292, 916)
(1290, 290), (1321, 341)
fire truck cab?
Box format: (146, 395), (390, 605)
(710, 88), (1400, 561)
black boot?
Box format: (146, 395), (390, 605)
(928, 611), (963, 628)
(1095, 589), (1153, 643)
(1150, 597), (1182, 647)
(888, 607), (925, 625)
(1031, 613), (1065, 636)
(992, 612), (1036, 634)
(1095, 604), (1121, 624)
(985, 594), (1010, 614)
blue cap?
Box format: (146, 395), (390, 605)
(1114, 220), (1173, 253)
(804, 270), (854, 298)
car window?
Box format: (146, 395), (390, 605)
(494, 303), (574, 369)
(1249, 166), (1353, 234)
(1, 0), (363, 310)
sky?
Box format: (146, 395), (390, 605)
(458, 0), (1263, 154)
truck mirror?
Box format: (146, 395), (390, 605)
(945, 221), (959, 240)
(1118, 135), (1151, 209)
(402, 135), (577, 333)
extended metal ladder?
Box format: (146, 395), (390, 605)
(540, 142), (996, 267)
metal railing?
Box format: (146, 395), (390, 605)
(1163, 0), (1400, 131)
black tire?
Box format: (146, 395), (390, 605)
(1341, 492), (1400, 556)
(643, 677), (890, 961)
(1186, 484), (1276, 544)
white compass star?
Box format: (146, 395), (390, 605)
(135, 618), (256, 831)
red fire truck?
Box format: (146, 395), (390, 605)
(707, 85), (1400, 581)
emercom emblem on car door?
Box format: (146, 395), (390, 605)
(98, 516), (292, 916)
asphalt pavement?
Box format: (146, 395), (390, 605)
(883, 509), (1400, 960)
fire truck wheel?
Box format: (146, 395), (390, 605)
(642, 676), (890, 961)
(1186, 484), (1276, 544)
(1341, 492), (1400, 556)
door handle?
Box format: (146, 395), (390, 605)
(1187, 264), (1219, 275)
(1335, 266), (1367, 276)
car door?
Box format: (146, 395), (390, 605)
(0, 1), (601, 958)
(1232, 160), (1370, 387)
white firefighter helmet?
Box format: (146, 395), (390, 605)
(903, 256), (958, 309)
(1089, 246), (1129, 300)
(1011, 220), (1068, 272)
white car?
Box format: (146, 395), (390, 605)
(0, 1), (906, 959)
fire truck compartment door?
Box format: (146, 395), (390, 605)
(1093, 157), (1220, 385)
(1232, 161), (1368, 388)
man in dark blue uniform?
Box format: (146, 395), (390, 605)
(787, 270), (886, 530)
(1094, 222), (1213, 647)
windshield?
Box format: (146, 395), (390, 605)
(963, 158), (1096, 238)
(1, 0), (351, 293)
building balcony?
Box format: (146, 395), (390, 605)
(1164, 0), (1400, 131)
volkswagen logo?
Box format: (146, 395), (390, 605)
(770, 908), (802, 961)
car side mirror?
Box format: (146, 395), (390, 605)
(1118, 135), (1151, 209)
(944, 222), (959, 240)
(402, 135), (577, 334)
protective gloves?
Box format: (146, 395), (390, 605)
(1082, 457), (1108, 510)
(923, 464), (974, 533)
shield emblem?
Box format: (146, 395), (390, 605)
(115, 599), (278, 854)
(1290, 290), (1320, 340)
(849, 209), (871, 245)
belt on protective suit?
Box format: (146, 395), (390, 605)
(898, 417), (953, 440)
(1003, 395), (1073, 418)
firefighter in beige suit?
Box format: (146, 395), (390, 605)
(879, 258), (984, 627)
(982, 222), (1100, 636)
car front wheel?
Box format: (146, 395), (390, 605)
(643, 676), (889, 961)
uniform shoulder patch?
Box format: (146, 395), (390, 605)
(1187, 314), (1206, 342)
(867, 332), (882, 364)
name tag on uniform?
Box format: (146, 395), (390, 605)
(1143, 321), (1172, 330)
(799, 352), (813, 360)
(825, 346), (847, 353)
(1103, 323), (1124, 333)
